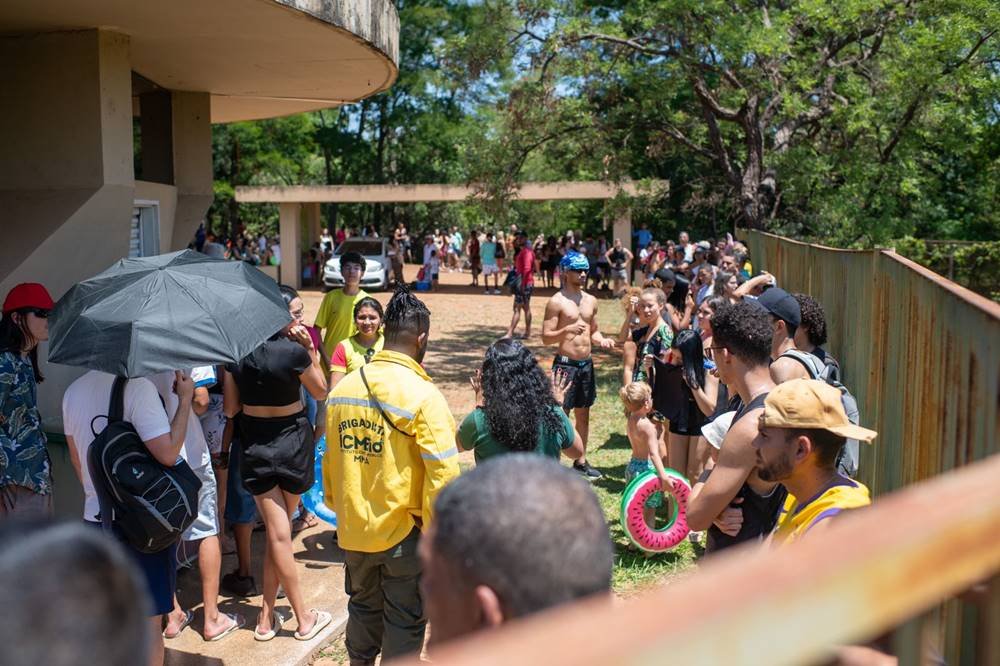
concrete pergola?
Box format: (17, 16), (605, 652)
(236, 180), (668, 287)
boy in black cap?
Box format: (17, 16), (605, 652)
(756, 286), (811, 383)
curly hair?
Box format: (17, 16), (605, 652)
(793, 293), (828, 347)
(710, 301), (773, 367)
(480, 338), (563, 453)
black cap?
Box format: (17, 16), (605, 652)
(340, 251), (366, 271)
(654, 268), (675, 283)
(757, 287), (800, 328)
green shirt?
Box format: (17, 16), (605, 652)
(315, 289), (371, 361)
(458, 406), (575, 464)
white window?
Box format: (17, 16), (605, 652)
(130, 201), (160, 258)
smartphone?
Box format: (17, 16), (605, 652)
(703, 358), (717, 371)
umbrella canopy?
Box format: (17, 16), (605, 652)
(49, 250), (292, 377)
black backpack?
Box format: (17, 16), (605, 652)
(88, 377), (202, 553)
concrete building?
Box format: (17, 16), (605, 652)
(0, 1), (399, 515)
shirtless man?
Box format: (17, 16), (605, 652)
(542, 252), (615, 479)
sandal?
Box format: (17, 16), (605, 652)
(253, 609), (287, 642)
(205, 613), (245, 642)
(294, 609), (332, 641)
(163, 609), (194, 639)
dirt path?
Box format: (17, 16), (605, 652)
(300, 265), (565, 424)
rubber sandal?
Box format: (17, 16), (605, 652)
(163, 609), (194, 639)
(205, 613), (245, 642)
(294, 609), (332, 641)
(253, 610), (285, 642)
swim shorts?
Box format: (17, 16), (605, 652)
(513, 283), (534, 306)
(625, 458), (663, 509)
(552, 355), (596, 410)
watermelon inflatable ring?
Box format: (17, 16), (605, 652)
(620, 468), (691, 553)
(301, 436), (338, 527)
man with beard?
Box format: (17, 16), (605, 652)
(324, 286), (460, 665)
(752, 379), (876, 547)
(542, 252), (615, 479)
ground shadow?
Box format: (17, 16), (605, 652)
(297, 530), (345, 565)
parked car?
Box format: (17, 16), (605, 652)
(324, 237), (390, 290)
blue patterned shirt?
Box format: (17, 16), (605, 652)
(0, 351), (50, 494)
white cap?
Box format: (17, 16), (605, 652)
(701, 411), (737, 449)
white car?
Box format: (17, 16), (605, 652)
(324, 237), (390, 291)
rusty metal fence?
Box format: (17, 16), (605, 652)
(745, 230), (1000, 497)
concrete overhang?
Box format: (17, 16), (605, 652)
(236, 181), (670, 203)
(0, 0), (399, 123)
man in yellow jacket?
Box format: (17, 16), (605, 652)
(324, 286), (459, 665)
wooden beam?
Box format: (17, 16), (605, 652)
(235, 180), (667, 204)
(399, 454), (1000, 666)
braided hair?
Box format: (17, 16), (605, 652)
(384, 284), (430, 344)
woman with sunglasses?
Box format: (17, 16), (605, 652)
(0, 283), (54, 518)
(328, 297), (384, 391)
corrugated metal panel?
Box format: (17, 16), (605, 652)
(746, 230), (1000, 664)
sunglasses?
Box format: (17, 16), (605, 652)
(22, 308), (50, 319)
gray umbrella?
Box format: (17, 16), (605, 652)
(49, 250), (292, 377)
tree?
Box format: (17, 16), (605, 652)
(465, 0), (1000, 243)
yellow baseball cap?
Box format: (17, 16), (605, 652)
(760, 379), (877, 442)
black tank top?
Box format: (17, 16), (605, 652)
(228, 337), (310, 407)
(703, 391), (788, 554)
(610, 248), (626, 268)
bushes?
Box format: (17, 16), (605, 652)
(892, 237), (1000, 302)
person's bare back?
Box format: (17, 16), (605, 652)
(542, 288), (599, 360)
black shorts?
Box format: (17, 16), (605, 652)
(237, 411), (315, 496)
(514, 283), (534, 305)
(553, 356), (596, 410)
(667, 400), (706, 436)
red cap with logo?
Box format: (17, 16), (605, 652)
(3, 283), (55, 314)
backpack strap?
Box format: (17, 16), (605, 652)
(359, 366), (412, 437)
(93, 376), (128, 535)
(109, 376), (127, 423)
(778, 349), (824, 379)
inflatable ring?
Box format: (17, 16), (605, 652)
(620, 468), (691, 553)
(301, 436), (338, 527)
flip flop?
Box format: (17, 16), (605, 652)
(205, 613), (245, 642)
(253, 610), (287, 642)
(294, 609), (332, 641)
(163, 609), (194, 639)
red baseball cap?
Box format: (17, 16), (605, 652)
(3, 283), (55, 314)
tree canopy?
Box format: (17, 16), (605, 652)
(208, 0), (1000, 247)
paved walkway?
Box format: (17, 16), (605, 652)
(165, 264), (573, 664)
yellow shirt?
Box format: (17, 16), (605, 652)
(324, 350), (460, 552)
(314, 289), (371, 361)
(773, 477), (871, 546)
(330, 334), (385, 375)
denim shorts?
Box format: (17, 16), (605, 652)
(86, 521), (176, 616)
(224, 443), (257, 525)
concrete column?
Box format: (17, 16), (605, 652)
(0, 29), (135, 419)
(304, 202), (322, 248)
(169, 91), (213, 250)
(279, 202), (302, 288)
(139, 90), (174, 185)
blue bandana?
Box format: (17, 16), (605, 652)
(560, 251), (590, 271)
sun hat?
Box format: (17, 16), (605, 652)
(757, 286), (801, 328)
(3, 283), (54, 314)
(760, 379), (877, 442)
(701, 411), (736, 450)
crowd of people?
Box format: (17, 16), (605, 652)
(0, 222), (886, 666)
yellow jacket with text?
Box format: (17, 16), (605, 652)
(323, 350), (460, 553)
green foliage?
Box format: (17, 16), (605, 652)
(892, 237), (1000, 301)
(462, 0), (1000, 245)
